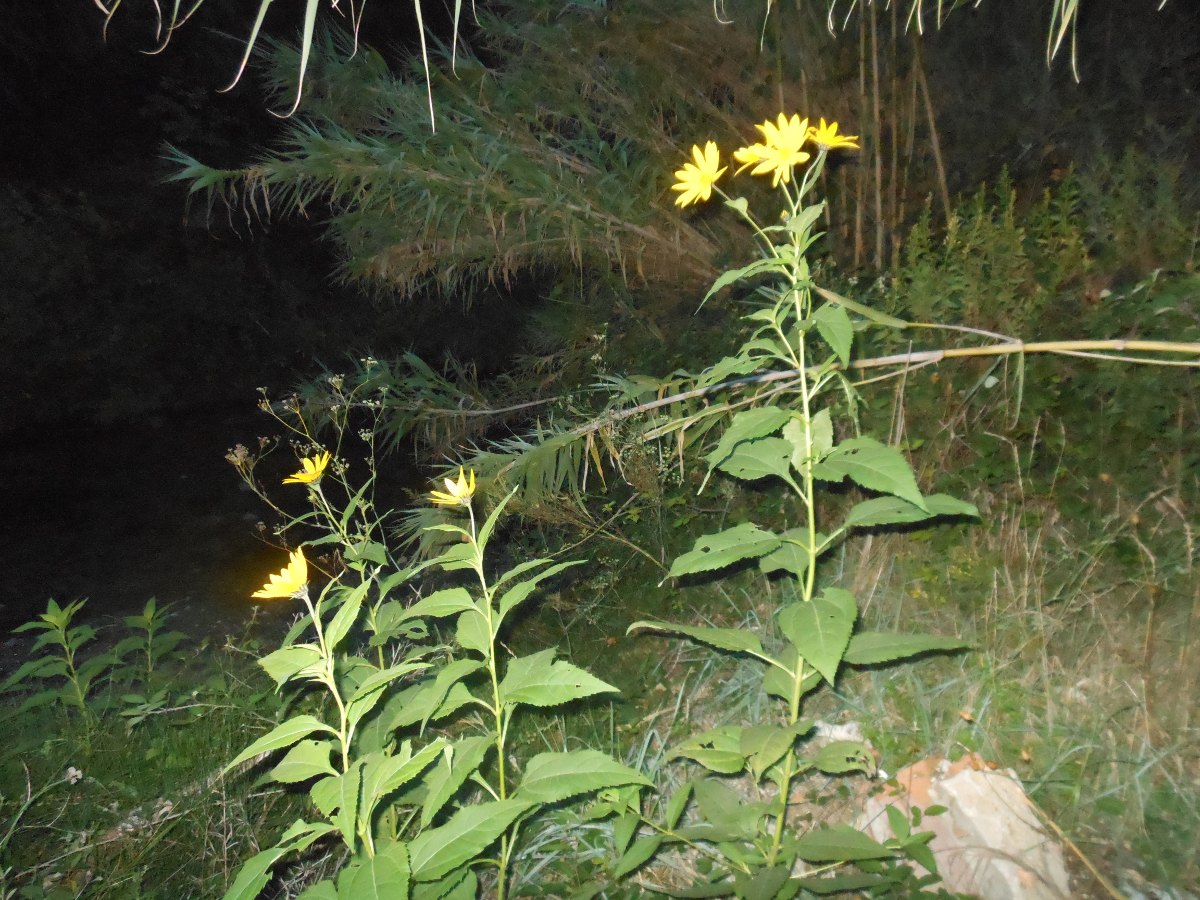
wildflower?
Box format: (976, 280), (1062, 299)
(672, 141), (726, 207)
(734, 114), (811, 186)
(430, 467), (477, 508)
(65, 767), (83, 785)
(283, 451), (331, 485)
(252, 549), (309, 599)
(808, 118), (859, 151)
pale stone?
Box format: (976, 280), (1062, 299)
(857, 753), (1070, 900)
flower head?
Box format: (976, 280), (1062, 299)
(283, 451), (331, 485)
(430, 467), (477, 508)
(671, 141), (726, 207)
(808, 118), (859, 152)
(252, 549), (309, 600)
(734, 114), (811, 186)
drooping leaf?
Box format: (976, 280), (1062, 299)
(667, 522), (781, 578)
(337, 840), (410, 900)
(420, 735), (494, 827)
(668, 726), (746, 774)
(269, 739), (337, 784)
(843, 631), (971, 666)
(757, 528), (822, 578)
(813, 302), (854, 366)
(499, 649), (618, 708)
(776, 589), (857, 684)
(812, 436), (927, 510)
(843, 493), (979, 529)
(408, 800), (533, 882)
(704, 408), (791, 470)
(398, 587), (475, 623)
(224, 715), (336, 774)
(626, 621), (765, 658)
(455, 607), (491, 656)
(513, 750), (651, 804)
(739, 723), (806, 782)
(716, 437), (795, 484)
(793, 825), (893, 862)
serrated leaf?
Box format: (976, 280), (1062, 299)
(222, 821), (336, 900)
(739, 723), (805, 782)
(514, 751), (651, 804)
(611, 834), (663, 879)
(399, 588), (475, 623)
(777, 589), (857, 684)
(811, 740), (874, 775)
(346, 660), (432, 730)
(667, 523), (781, 578)
(269, 739), (337, 784)
(812, 436), (926, 510)
(758, 528), (821, 578)
(411, 868), (476, 900)
(692, 778), (766, 840)
(360, 742), (444, 825)
(626, 621), (765, 657)
(325, 582), (370, 655)
(843, 631), (971, 665)
(224, 715), (336, 774)
(844, 493), (979, 529)
(716, 437), (795, 483)
(783, 409), (834, 470)
(496, 560), (583, 626)
(761, 646), (821, 702)
(813, 302), (854, 366)
(409, 800), (532, 882)
(668, 726), (746, 774)
(499, 648), (617, 708)
(455, 607), (490, 656)
(704, 408), (792, 470)
(337, 840), (409, 900)
(793, 826), (893, 862)
(421, 735), (494, 827)
(296, 878), (337, 900)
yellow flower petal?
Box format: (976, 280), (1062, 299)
(252, 549), (309, 600)
(808, 118), (859, 151)
(671, 141), (726, 208)
(430, 467), (477, 507)
(283, 451), (332, 485)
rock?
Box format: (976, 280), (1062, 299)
(857, 753), (1071, 899)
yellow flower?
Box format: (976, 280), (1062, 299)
(252, 549), (309, 600)
(734, 114), (811, 186)
(808, 118), (859, 151)
(671, 141), (726, 207)
(430, 467), (477, 508)
(283, 451), (331, 485)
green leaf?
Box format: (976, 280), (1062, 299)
(477, 487), (518, 550)
(777, 589), (857, 684)
(325, 582), (370, 655)
(514, 751), (651, 804)
(455, 607), (491, 657)
(222, 821), (336, 900)
(739, 724), (805, 782)
(811, 740), (874, 775)
(793, 826), (893, 862)
(844, 494), (979, 529)
(611, 834), (663, 879)
(296, 879), (338, 900)
(669, 726), (746, 774)
(420, 735), (493, 827)
(409, 800), (533, 882)
(667, 523), (781, 578)
(762, 647), (821, 703)
(812, 437), (926, 510)
(337, 841), (410, 900)
(496, 560), (583, 626)
(269, 739), (337, 784)
(411, 868), (476, 900)
(399, 587), (475, 623)
(346, 660), (432, 730)
(704, 408), (791, 470)
(626, 621), (765, 658)
(813, 302), (854, 366)
(783, 409), (834, 469)
(814, 286), (908, 328)
(359, 742), (445, 825)
(758, 528), (820, 578)
(499, 649), (618, 708)
(693, 778), (766, 840)
(224, 715), (336, 774)
(843, 631), (971, 665)
(716, 437), (795, 483)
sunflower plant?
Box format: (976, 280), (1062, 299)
(222, 460), (649, 899)
(598, 115), (977, 894)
